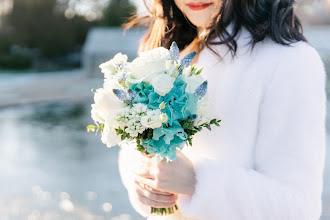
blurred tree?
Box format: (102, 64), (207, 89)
(6, 0), (74, 57)
(0, 30), (12, 55)
(5, 0), (94, 58)
(101, 0), (136, 27)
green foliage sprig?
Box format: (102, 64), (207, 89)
(115, 127), (131, 140)
(135, 129), (153, 154)
(180, 118), (221, 146)
(114, 126), (153, 155)
(189, 65), (203, 76)
(86, 123), (104, 135)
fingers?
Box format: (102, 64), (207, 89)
(135, 182), (177, 208)
(134, 174), (159, 190)
(133, 155), (155, 179)
(134, 166), (154, 179)
(134, 179), (173, 196)
(137, 194), (177, 208)
(136, 184), (177, 203)
(140, 151), (153, 158)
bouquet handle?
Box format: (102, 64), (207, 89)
(151, 204), (178, 215)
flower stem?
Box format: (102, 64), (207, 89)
(151, 205), (178, 216)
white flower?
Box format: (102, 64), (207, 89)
(92, 88), (127, 123)
(115, 103), (148, 137)
(128, 47), (174, 83)
(99, 53), (128, 78)
(107, 111), (123, 129)
(140, 109), (163, 129)
(91, 104), (103, 123)
(101, 122), (122, 148)
(194, 95), (212, 126)
(151, 73), (175, 96)
(167, 63), (180, 78)
(182, 66), (204, 94)
(103, 77), (123, 92)
(159, 113), (168, 123)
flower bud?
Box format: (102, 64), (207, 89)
(159, 101), (166, 110)
(160, 113), (168, 123)
(115, 114), (121, 121)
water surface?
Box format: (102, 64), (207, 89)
(0, 101), (143, 219)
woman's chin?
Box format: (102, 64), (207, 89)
(186, 17), (212, 28)
(184, 8), (219, 27)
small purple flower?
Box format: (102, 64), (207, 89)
(181, 51), (197, 67)
(194, 81), (208, 99)
(170, 42), (180, 64)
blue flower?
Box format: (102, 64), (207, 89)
(129, 76), (199, 161)
(143, 121), (188, 161)
(130, 82), (154, 104)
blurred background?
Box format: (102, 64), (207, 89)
(0, 0), (329, 219)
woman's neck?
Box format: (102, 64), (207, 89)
(179, 37), (200, 65)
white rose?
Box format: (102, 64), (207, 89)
(91, 104), (103, 123)
(140, 109), (163, 129)
(107, 111), (123, 128)
(103, 77), (123, 92)
(99, 53), (128, 78)
(167, 63), (180, 78)
(182, 65), (192, 76)
(93, 88), (127, 123)
(101, 122), (122, 148)
(129, 47), (174, 83)
(151, 73), (175, 96)
(194, 95), (212, 126)
(182, 66), (205, 94)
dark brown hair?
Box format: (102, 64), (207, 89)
(125, 0), (307, 57)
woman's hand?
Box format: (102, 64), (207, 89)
(134, 149), (196, 206)
(134, 178), (178, 208)
(132, 152), (178, 208)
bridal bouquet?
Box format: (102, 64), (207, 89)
(87, 42), (221, 215)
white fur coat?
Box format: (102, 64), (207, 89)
(117, 25), (327, 220)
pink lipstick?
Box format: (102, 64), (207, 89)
(186, 2), (213, 11)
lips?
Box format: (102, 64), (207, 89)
(186, 2), (213, 11)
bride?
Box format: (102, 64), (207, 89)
(118, 0), (327, 219)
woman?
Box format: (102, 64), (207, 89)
(118, 0), (327, 219)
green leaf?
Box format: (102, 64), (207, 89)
(191, 130), (198, 134)
(187, 138), (192, 146)
(86, 125), (95, 132)
(195, 126), (202, 131)
(137, 144), (145, 153)
(210, 119), (217, 124)
(115, 128), (124, 135)
(189, 66), (196, 76)
(124, 99), (133, 107)
(195, 67), (203, 75)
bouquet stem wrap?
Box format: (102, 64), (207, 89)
(151, 205), (178, 215)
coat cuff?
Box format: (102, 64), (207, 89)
(176, 158), (225, 218)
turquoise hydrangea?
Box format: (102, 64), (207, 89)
(129, 76), (199, 161)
